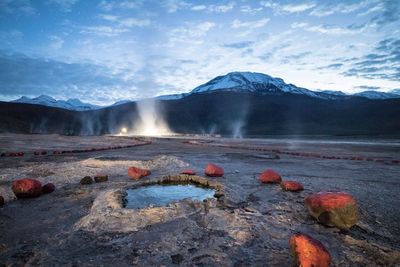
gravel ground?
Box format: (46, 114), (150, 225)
(0, 134), (399, 266)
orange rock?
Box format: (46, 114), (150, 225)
(204, 163), (224, 177)
(12, 178), (42, 198)
(128, 167), (151, 180)
(181, 169), (196, 175)
(259, 169), (282, 183)
(305, 192), (359, 229)
(281, 181), (304, 192)
(290, 233), (331, 267)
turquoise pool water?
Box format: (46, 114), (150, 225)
(125, 184), (215, 209)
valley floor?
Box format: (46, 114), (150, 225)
(0, 134), (399, 266)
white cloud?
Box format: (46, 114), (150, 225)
(190, 2), (236, 13)
(261, 1), (315, 14)
(99, 14), (151, 27)
(291, 22), (357, 35)
(49, 35), (64, 49)
(168, 22), (216, 45)
(191, 5), (206, 11)
(162, 0), (190, 13)
(309, 0), (378, 17)
(232, 18), (269, 29)
(0, 0), (36, 15)
(240, 5), (263, 14)
(281, 2), (316, 13)
(80, 26), (129, 37)
(208, 2), (235, 13)
(47, 0), (79, 12)
(97, 0), (143, 11)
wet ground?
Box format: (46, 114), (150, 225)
(0, 134), (399, 266)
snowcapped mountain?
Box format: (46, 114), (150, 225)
(110, 100), (133, 106)
(318, 90), (347, 96)
(9, 72), (400, 111)
(190, 72), (344, 99)
(189, 72), (400, 100)
(156, 93), (189, 100)
(12, 95), (102, 111)
(390, 89), (400, 95)
(354, 91), (400, 100)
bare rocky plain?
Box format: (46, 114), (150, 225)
(0, 134), (399, 266)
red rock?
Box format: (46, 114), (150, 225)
(290, 233), (331, 267)
(12, 178), (42, 198)
(42, 183), (55, 194)
(181, 169), (196, 175)
(281, 181), (304, 192)
(34, 151), (40, 156)
(0, 196), (4, 207)
(305, 192), (359, 229)
(259, 169), (282, 183)
(205, 163), (224, 177)
(128, 167), (151, 180)
(53, 150), (62, 155)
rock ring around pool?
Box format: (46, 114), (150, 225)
(74, 175), (225, 233)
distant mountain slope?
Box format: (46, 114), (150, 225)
(12, 95), (102, 111)
(190, 71), (329, 99)
(2, 91), (400, 136)
(162, 91), (400, 136)
(354, 91), (400, 99)
(8, 72), (400, 111)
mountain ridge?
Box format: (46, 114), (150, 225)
(8, 71), (400, 111)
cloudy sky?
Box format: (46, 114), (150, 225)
(0, 0), (399, 104)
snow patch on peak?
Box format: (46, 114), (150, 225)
(190, 71), (323, 98)
(318, 90), (347, 96)
(12, 95), (102, 111)
(354, 91), (400, 99)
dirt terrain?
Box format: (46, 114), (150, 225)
(0, 134), (399, 266)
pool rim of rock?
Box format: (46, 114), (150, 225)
(74, 174), (225, 233)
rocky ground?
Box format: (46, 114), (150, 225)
(0, 134), (399, 266)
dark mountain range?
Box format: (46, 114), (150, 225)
(1, 91), (400, 136)
(1, 72), (399, 137)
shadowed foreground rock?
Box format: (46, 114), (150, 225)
(42, 183), (55, 194)
(290, 233), (331, 267)
(281, 181), (304, 192)
(205, 163), (224, 177)
(0, 195), (4, 207)
(305, 192), (359, 229)
(12, 178), (42, 198)
(94, 174), (108, 183)
(259, 169), (282, 183)
(128, 167), (151, 180)
(80, 176), (93, 185)
(181, 169), (196, 175)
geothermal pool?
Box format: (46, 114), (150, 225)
(124, 184), (216, 209)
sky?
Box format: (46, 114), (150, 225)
(0, 0), (399, 105)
